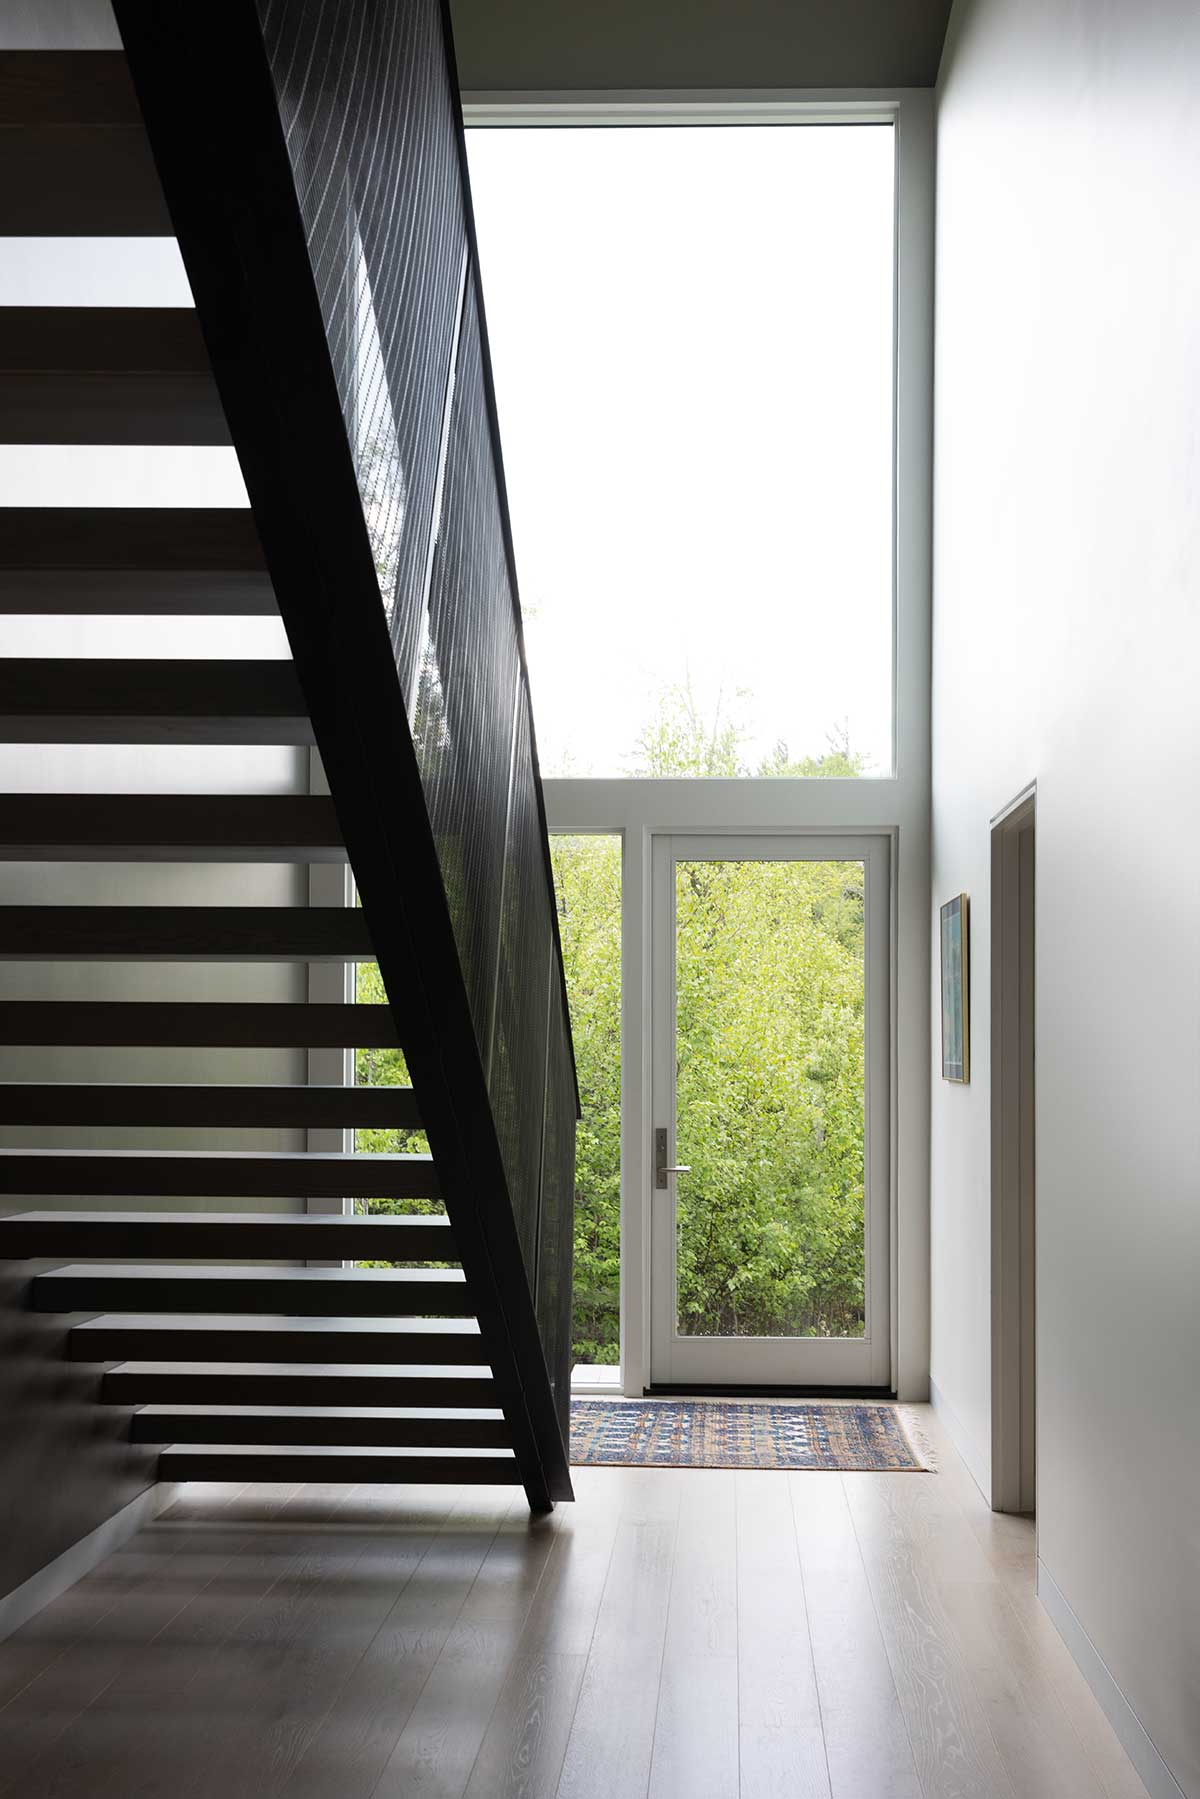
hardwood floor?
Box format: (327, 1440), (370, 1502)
(0, 1407), (1147, 1799)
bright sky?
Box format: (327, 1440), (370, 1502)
(465, 124), (896, 778)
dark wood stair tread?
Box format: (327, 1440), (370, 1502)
(0, 906), (374, 960)
(0, 51), (145, 126)
(0, 1210), (450, 1259)
(0, 302), (227, 446)
(0, 795), (346, 862)
(72, 1313), (481, 1332)
(130, 1404), (508, 1447)
(72, 1315), (484, 1364)
(0, 301), (226, 444)
(0, 571), (276, 615)
(0, 54), (162, 233)
(0, 658), (312, 745)
(0, 509), (273, 616)
(0, 130), (170, 236)
(0, 376), (229, 448)
(155, 1445), (521, 1484)
(0, 1002), (400, 1047)
(0, 509), (265, 570)
(35, 1264), (470, 1317)
(0, 308), (211, 372)
(101, 1362), (496, 1406)
(0, 1083), (416, 1128)
(0, 1148), (437, 1198)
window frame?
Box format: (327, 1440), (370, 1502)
(464, 91), (933, 1400)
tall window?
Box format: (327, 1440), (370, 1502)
(467, 124), (896, 778)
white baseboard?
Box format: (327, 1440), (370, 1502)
(929, 1374), (990, 1501)
(1038, 1559), (1183, 1799)
(0, 1482), (178, 1645)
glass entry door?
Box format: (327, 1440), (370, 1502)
(650, 835), (891, 1387)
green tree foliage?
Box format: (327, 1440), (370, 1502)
(355, 693), (868, 1362)
(756, 719), (872, 779)
(633, 689), (873, 782)
(631, 680), (745, 777)
(354, 960), (428, 1160)
(673, 857), (865, 1339)
(551, 699), (869, 1364)
(353, 962), (439, 1267)
(548, 835), (623, 1363)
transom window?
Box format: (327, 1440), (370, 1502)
(466, 122), (896, 779)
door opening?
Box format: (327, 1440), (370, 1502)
(990, 792), (1036, 1514)
(649, 833), (891, 1390)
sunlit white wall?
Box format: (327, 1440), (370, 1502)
(932, 2), (1200, 1793)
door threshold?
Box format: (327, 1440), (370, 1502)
(645, 1383), (897, 1401)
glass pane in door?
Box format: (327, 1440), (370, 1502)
(674, 857), (866, 1339)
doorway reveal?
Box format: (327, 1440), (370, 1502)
(990, 788), (1036, 1514)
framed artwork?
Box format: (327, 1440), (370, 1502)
(940, 893), (970, 1082)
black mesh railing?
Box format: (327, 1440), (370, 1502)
(260, 0), (466, 692)
(256, 0), (579, 1426)
(117, 0), (578, 1502)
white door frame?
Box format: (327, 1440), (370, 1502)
(548, 804), (921, 1401)
(648, 831), (891, 1388)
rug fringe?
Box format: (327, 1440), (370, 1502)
(896, 1405), (939, 1472)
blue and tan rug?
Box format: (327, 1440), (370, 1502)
(570, 1398), (932, 1472)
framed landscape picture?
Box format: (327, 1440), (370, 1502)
(940, 893), (970, 1082)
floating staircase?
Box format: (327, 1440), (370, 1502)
(0, 22), (576, 1513)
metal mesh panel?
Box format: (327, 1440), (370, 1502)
(490, 690), (553, 1280)
(252, 0), (577, 1446)
(258, 0), (465, 694)
(412, 284), (521, 1063)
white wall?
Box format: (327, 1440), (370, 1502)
(932, 1), (1200, 1793)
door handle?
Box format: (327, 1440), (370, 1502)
(654, 1127), (691, 1188)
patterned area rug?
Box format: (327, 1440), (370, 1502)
(570, 1398), (931, 1472)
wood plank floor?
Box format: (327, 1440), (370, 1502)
(0, 1406), (1148, 1799)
